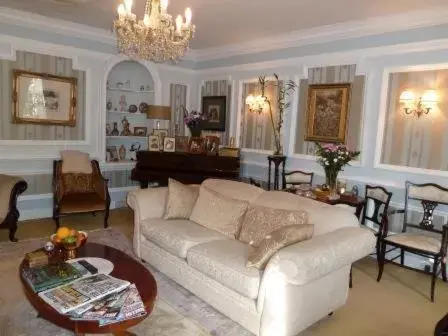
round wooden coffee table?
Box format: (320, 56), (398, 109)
(19, 243), (157, 336)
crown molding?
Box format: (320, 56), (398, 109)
(190, 6), (448, 62)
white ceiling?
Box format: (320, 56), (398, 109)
(1, 0), (448, 49)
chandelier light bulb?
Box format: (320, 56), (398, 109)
(143, 13), (150, 26)
(124, 0), (133, 14)
(175, 15), (183, 33)
(117, 3), (126, 16)
(185, 7), (192, 26)
(161, 0), (169, 13)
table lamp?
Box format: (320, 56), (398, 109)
(146, 105), (171, 130)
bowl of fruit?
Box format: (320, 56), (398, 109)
(51, 227), (88, 259)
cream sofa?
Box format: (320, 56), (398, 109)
(127, 179), (375, 336)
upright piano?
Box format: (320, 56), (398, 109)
(131, 151), (240, 188)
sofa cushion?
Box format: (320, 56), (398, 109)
(238, 205), (308, 247)
(253, 191), (360, 236)
(247, 224), (314, 269)
(164, 179), (200, 220)
(202, 178), (264, 202)
(187, 240), (261, 299)
(190, 186), (249, 238)
(62, 173), (94, 194)
(141, 218), (229, 258)
(61, 150), (93, 174)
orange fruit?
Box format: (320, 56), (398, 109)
(56, 227), (71, 240)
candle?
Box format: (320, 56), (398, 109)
(117, 4), (126, 17)
(185, 7), (192, 26)
(175, 15), (183, 34)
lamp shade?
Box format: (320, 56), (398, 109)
(147, 105), (171, 120)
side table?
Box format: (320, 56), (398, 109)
(267, 155), (286, 191)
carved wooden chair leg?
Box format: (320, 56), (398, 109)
(328, 312), (334, 317)
(400, 249), (405, 265)
(54, 215), (60, 230)
(104, 209), (110, 228)
(349, 266), (353, 288)
(9, 223), (18, 242)
(431, 258), (438, 302)
(442, 258), (447, 282)
(377, 240), (386, 282)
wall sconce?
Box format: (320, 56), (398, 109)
(399, 89), (438, 118)
(245, 94), (268, 114)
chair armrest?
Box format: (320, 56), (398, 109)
(92, 175), (109, 201)
(0, 175), (27, 219)
(263, 227), (375, 286)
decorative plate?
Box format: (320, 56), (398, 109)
(128, 104), (138, 113)
(139, 102), (149, 114)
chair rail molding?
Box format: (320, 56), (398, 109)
(373, 63), (448, 175)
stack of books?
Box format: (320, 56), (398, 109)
(25, 250), (49, 267)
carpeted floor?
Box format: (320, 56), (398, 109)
(2, 208), (448, 335)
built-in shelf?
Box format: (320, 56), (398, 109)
(107, 87), (155, 93)
(107, 111), (147, 116)
(106, 136), (148, 140)
(102, 160), (136, 170)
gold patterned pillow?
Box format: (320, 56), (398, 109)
(247, 224), (314, 269)
(238, 205), (309, 247)
(189, 186), (249, 238)
(62, 173), (94, 194)
(164, 178), (200, 219)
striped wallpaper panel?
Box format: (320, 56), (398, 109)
(0, 51), (86, 140)
(169, 83), (187, 136)
(201, 80), (232, 145)
(294, 64), (364, 155)
(381, 69), (448, 171)
(240, 82), (280, 150)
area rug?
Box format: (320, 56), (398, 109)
(0, 228), (252, 336)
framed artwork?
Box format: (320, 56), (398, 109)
(188, 137), (205, 154)
(305, 83), (351, 143)
(163, 137), (176, 152)
(12, 69), (77, 126)
(201, 96), (226, 131)
(133, 126), (147, 136)
(152, 128), (168, 144)
(106, 146), (119, 162)
(204, 136), (220, 156)
(175, 136), (189, 153)
(148, 135), (160, 152)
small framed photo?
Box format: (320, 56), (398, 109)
(163, 137), (176, 152)
(188, 137), (205, 154)
(152, 129), (169, 144)
(148, 135), (160, 152)
(133, 126), (147, 136)
(106, 146), (119, 162)
(204, 136), (220, 156)
(175, 136), (189, 153)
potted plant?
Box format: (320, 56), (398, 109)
(315, 142), (360, 199)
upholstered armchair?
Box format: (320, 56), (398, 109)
(52, 159), (110, 229)
(0, 175), (27, 241)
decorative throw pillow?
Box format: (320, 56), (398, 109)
(238, 205), (309, 247)
(62, 173), (94, 194)
(61, 150), (93, 174)
(164, 178), (200, 219)
(246, 224), (314, 269)
(189, 186), (249, 238)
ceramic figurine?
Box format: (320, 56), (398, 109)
(106, 99), (112, 112)
(120, 117), (132, 136)
(116, 82), (124, 89)
(119, 145), (126, 161)
(119, 95), (127, 112)
(111, 122), (119, 136)
(130, 142), (141, 161)
(106, 122), (112, 136)
(146, 85), (151, 91)
(140, 85), (145, 91)
(351, 185), (359, 197)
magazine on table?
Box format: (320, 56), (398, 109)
(69, 284), (146, 326)
(38, 274), (130, 314)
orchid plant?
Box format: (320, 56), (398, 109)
(315, 142), (360, 191)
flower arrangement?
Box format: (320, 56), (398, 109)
(181, 106), (209, 137)
(315, 142), (360, 195)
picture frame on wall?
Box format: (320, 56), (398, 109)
(305, 83), (351, 144)
(188, 137), (205, 154)
(148, 135), (160, 152)
(12, 69), (77, 126)
(175, 136), (189, 153)
(163, 137), (176, 152)
(201, 96), (226, 131)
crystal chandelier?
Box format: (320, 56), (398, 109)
(114, 0), (195, 63)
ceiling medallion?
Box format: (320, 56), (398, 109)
(114, 0), (195, 63)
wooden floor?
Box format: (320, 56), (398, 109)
(2, 208), (448, 335)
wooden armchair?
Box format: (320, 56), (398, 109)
(282, 170), (314, 190)
(52, 160), (110, 229)
(0, 175), (27, 241)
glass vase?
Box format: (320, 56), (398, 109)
(188, 125), (202, 138)
(325, 168), (340, 200)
